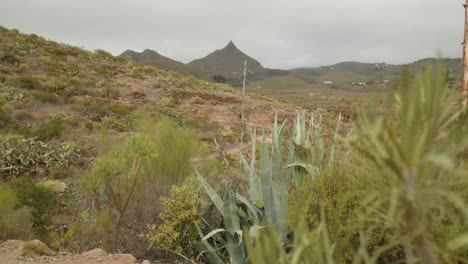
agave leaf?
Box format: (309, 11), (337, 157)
(224, 191), (241, 234)
(194, 223), (225, 264)
(286, 162), (317, 178)
(196, 169), (223, 214)
(259, 130), (273, 225)
(202, 228), (227, 241)
(236, 193), (262, 224)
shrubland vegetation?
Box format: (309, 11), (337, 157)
(0, 25), (467, 264)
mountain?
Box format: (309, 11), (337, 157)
(187, 41), (268, 81)
(120, 49), (192, 75)
(121, 41), (288, 86)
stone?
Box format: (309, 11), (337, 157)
(82, 248), (108, 259)
(24, 240), (55, 256)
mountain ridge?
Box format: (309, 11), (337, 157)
(121, 43), (462, 87)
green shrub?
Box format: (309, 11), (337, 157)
(144, 176), (205, 256)
(0, 52), (20, 65)
(100, 86), (120, 99)
(0, 25), (8, 33)
(0, 184), (32, 240)
(43, 79), (76, 96)
(111, 103), (130, 115)
(0, 90), (23, 105)
(10, 177), (57, 235)
(94, 49), (114, 61)
(7, 76), (42, 90)
(101, 116), (128, 131)
(0, 108), (31, 135)
(80, 116), (204, 256)
(34, 116), (66, 141)
(32, 91), (61, 104)
(139, 117), (200, 184)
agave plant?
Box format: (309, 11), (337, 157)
(196, 112), (344, 263)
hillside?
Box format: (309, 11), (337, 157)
(0, 26), (301, 260)
(120, 49), (192, 75)
(249, 58), (462, 110)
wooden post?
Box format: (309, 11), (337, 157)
(462, 0), (468, 107)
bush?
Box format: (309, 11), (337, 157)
(0, 184), (33, 240)
(100, 86), (120, 99)
(101, 116), (128, 131)
(144, 176), (205, 256)
(7, 76), (42, 90)
(111, 103), (130, 115)
(79, 116), (204, 256)
(10, 177), (57, 236)
(94, 49), (115, 61)
(32, 91), (61, 104)
(0, 52), (20, 65)
(0, 108), (31, 135)
(34, 116), (66, 141)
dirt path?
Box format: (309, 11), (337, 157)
(0, 240), (151, 264)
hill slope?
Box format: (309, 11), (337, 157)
(120, 49), (191, 75)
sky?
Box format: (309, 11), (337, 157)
(0, 0), (463, 69)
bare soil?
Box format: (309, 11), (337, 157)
(0, 240), (151, 264)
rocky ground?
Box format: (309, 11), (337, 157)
(0, 240), (152, 264)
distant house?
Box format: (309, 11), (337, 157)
(323, 81), (333, 84)
(383, 80), (390, 83)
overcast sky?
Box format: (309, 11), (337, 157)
(0, 0), (463, 69)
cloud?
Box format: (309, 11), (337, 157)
(0, 0), (462, 68)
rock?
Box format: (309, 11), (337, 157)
(111, 253), (137, 263)
(82, 248), (108, 259)
(24, 240), (55, 256)
(1, 240), (26, 252)
(142, 260), (151, 264)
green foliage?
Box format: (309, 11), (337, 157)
(196, 115), (292, 263)
(137, 117), (200, 184)
(111, 103), (130, 115)
(0, 108), (31, 135)
(100, 86), (120, 99)
(199, 65), (468, 263)
(81, 134), (158, 223)
(79, 116), (204, 255)
(101, 116), (128, 131)
(246, 212), (335, 264)
(10, 177), (57, 235)
(144, 176), (205, 256)
(0, 134), (80, 178)
(94, 49), (115, 61)
(0, 184), (33, 240)
(32, 91), (61, 104)
(34, 116), (66, 141)
(7, 76), (42, 90)
(0, 51), (19, 65)
(346, 65), (468, 262)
